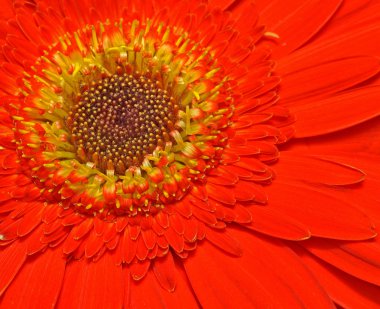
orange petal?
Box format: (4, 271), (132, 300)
(303, 238), (380, 286)
(290, 86), (380, 137)
(1, 249), (65, 308)
(228, 228), (335, 308)
(183, 240), (276, 308)
(205, 227), (242, 256)
(0, 242), (27, 296)
(276, 152), (366, 186)
(57, 252), (124, 308)
(244, 205), (311, 240)
(153, 252), (177, 292)
(266, 181), (376, 240)
(296, 246), (380, 308)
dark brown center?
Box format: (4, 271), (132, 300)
(67, 73), (177, 174)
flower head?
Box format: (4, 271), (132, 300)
(1, 0), (380, 308)
(11, 17), (237, 217)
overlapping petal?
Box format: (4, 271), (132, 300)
(0, 0), (379, 308)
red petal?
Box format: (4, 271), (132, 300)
(1, 249), (66, 308)
(0, 242), (26, 296)
(276, 152), (366, 186)
(120, 227), (137, 264)
(191, 206), (218, 226)
(296, 246), (380, 308)
(280, 57), (380, 103)
(164, 226), (184, 253)
(62, 232), (82, 255)
(130, 259), (151, 281)
(228, 228), (335, 308)
(168, 213), (185, 235)
(16, 12), (44, 46)
(206, 182), (236, 205)
(26, 225), (48, 255)
(129, 266), (198, 309)
(258, 0), (342, 57)
(205, 227), (242, 256)
(288, 118), (380, 155)
(174, 199), (192, 218)
(184, 240), (276, 308)
(278, 26), (380, 73)
(0, 200), (18, 214)
(155, 212), (169, 229)
(153, 252), (176, 292)
(266, 181), (376, 240)
(303, 238), (380, 286)
(208, 166), (239, 185)
(57, 252), (124, 308)
(84, 231), (104, 259)
(290, 86), (380, 137)
(222, 164), (254, 179)
(334, 0), (373, 19)
(245, 205), (311, 240)
(0, 150), (18, 170)
(128, 224), (141, 240)
(17, 204), (44, 237)
(141, 229), (157, 250)
(42, 204), (60, 224)
(233, 181), (268, 203)
(233, 204), (253, 224)
(71, 218), (93, 240)
(135, 235), (149, 261)
(115, 217), (128, 232)
(183, 217), (198, 243)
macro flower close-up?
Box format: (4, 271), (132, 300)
(1, 0), (380, 307)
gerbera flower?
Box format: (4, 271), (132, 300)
(1, 0), (380, 307)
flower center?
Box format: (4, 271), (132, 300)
(68, 73), (177, 174)
(12, 19), (234, 217)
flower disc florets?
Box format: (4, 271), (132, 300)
(68, 72), (178, 173)
(11, 19), (233, 217)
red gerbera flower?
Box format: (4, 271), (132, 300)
(1, 0), (380, 307)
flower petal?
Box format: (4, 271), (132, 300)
(296, 246), (380, 308)
(276, 152), (366, 186)
(244, 205), (311, 240)
(129, 265), (199, 308)
(57, 252), (124, 308)
(290, 86), (380, 137)
(152, 252), (176, 292)
(258, 0), (342, 57)
(0, 242), (27, 296)
(184, 240), (276, 308)
(303, 238), (380, 286)
(205, 227), (243, 256)
(229, 228), (335, 308)
(280, 57), (380, 103)
(265, 181), (376, 240)
(1, 249), (66, 308)
(278, 25), (380, 72)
